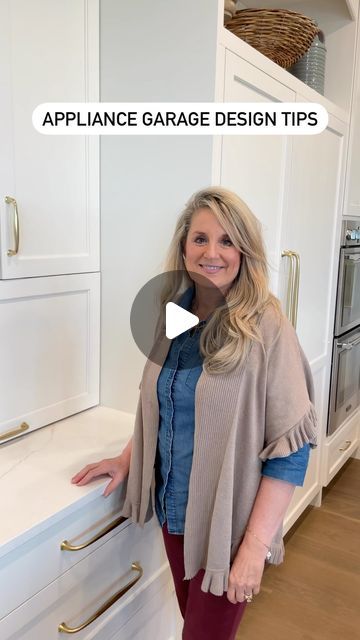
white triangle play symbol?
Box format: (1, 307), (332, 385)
(165, 302), (199, 339)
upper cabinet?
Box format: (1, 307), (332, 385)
(0, 0), (99, 279)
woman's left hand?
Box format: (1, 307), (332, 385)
(227, 535), (268, 604)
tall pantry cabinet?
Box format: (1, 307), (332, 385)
(219, 49), (347, 525)
(0, 0), (100, 442)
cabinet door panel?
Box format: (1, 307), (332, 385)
(221, 50), (294, 295)
(344, 17), (360, 217)
(0, 0), (99, 278)
(0, 273), (100, 443)
(280, 105), (346, 362)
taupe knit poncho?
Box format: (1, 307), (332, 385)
(120, 304), (318, 596)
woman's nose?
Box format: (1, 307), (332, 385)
(203, 243), (220, 258)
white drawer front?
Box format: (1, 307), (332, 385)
(0, 273), (100, 444)
(0, 517), (168, 640)
(109, 572), (178, 640)
(325, 410), (360, 484)
(0, 485), (130, 619)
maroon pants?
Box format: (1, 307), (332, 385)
(162, 522), (247, 640)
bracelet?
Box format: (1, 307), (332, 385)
(245, 527), (272, 560)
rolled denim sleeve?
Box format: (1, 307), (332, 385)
(261, 443), (310, 486)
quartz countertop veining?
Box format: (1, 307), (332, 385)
(0, 406), (134, 559)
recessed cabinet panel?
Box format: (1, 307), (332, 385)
(279, 104), (346, 362)
(0, 0), (99, 278)
(344, 16), (360, 216)
(0, 273), (100, 443)
(221, 50), (295, 295)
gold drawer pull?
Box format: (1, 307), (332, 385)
(60, 515), (127, 551)
(339, 440), (352, 452)
(0, 422), (29, 442)
(5, 196), (20, 256)
(58, 561), (143, 634)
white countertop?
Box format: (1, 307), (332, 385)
(0, 406), (134, 559)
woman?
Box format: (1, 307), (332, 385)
(72, 187), (317, 640)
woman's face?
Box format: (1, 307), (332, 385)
(183, 208), (241, 293)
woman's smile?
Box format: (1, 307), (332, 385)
(199, 264), (225, 274)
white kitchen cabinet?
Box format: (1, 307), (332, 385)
(0, 519), (169, 640)
(279, 103), (347, 362)
(0, 273), (100, 444)
(220, 49), (347, 525)
(323, 408), (360, 484)
(344, 11), (360, 216)
(0, 486), (130, 620)
(279, 103), (347, 524)
(0, 0), (99, 278)
(0, 408), (177, 640)
(221, 50), (294, 295)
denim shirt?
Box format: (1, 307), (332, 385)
(154, 287), (310, 534)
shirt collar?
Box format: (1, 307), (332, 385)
(177, 285), (209, 326)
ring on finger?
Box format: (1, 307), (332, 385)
(244, 592), (253, 603)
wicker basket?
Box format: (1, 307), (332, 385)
(226, 9), (319, 68)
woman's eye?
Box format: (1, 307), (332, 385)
(222, 238), (233, 246)
(194, 237), (206, 244)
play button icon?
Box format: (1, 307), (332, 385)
(130, 270), (228, 370)
(165, 302), (199, 339)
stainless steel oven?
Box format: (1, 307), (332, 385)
(328, 326), (360, 435)
(328, 219), (360, 436)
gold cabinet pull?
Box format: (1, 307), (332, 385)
(339, 440), (352, 452)
(58, 561), (143, 634)
(281, 250), (300, 329)
(292, 251), (300, 330)
(60, 515), (127, 551)
(0, 422), (29, 442)
(5, 196), (20, 256)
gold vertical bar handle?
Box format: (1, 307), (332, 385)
(5, 196), (20, 256)
(58, 561), (143, 634)
(0, 422), (29, 442)
(292, 251), (300, 330)
(281, 250), (295, 326)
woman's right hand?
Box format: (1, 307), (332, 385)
(71, 455), (129, 497)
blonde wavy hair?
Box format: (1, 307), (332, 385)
(159, 186), (283, 374)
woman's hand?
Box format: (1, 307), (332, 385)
(71, 455), (129, 497)
(227, 534), (267, 604)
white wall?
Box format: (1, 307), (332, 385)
(100, 0), (219, 413)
